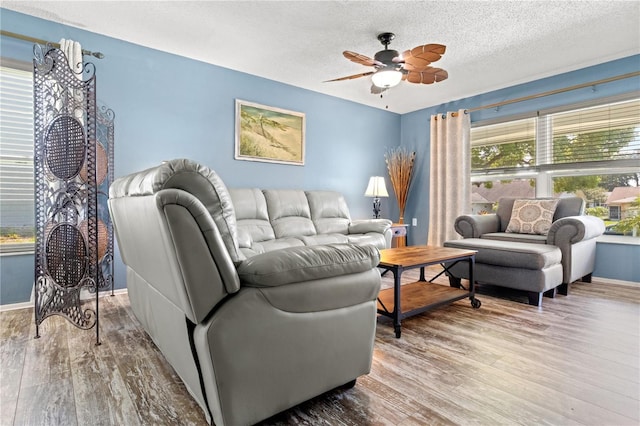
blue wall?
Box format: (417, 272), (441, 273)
(594, 242), (640, 283)
(0, 254), (34, 305)
(401, 54), (640, 282)
(0, 8), (400, 304)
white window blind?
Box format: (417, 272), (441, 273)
(471, 117), (536, 171)
(0, 64), (34, 252)
(543, 98), (640, 166)
(471, 97), (640, 175)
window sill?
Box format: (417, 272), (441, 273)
(596, 235), (640, 246)
(0, 243), (35, 255)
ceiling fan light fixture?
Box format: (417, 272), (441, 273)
(371, 67), (403, 88)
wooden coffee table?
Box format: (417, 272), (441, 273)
(377, 245), (481, 338)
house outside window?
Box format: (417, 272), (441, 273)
(0, 61), (35, 254)
(470, 94), (640, 236)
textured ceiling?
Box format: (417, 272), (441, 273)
(3, 1), (640, 114)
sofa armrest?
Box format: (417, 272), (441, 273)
(455, 214), (500, 238)
(547, 215), (605, 246)
(109, 188), (240, 324)
(348, 219), (392, 235)
(237, 243), (380, 287)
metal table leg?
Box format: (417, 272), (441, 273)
(469, 255), (481, 309)
(393, 267), (402, 338)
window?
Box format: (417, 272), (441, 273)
(471, 178), (535, 213)
(0, 61), (34, 253)
(609, 206), (621, 220)
(543, 100), (640, 167)
(470, 95), (640, 237)
(472, 117), (536, 171)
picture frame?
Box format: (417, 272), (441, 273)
(235, 99), (305, 165)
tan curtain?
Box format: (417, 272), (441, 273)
(427, 109), (471, 246)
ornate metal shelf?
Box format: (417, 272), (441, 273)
(33, 45), (114, 344)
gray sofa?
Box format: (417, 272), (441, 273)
(229, 187), (392, 256)
(108, 159), (388, 425)
(444, 197), (605, 306)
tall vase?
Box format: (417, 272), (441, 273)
(385, 148), (415, 226)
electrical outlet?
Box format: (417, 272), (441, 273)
(412, 218), (417, 226)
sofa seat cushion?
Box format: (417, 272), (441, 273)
(301, 234), (349, 246)
(245, 238), (306, 256)
(444, 238), (561, 270)
(237, 244), (380, 287)
(256, 268), (381, 313)
(482, 232), (547, 245)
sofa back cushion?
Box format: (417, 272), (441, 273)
(305, 191), (351, 234)
(555, 197), (585, 219)
(496, 197), (585, 232)
(263, 189), (317, 238)
(229, 188), (276, 243)
(109, 158), (244, 263)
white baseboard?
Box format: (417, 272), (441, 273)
(0, 288), (128, 312)
(592, 276), (640, 287)
(0, 300), (33, 312)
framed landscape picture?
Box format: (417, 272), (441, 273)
(235, 100), (305, 165)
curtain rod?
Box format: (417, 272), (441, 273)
(0, 30), (104, 59)
(467, 71), (640, 113)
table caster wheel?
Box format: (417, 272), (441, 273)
(471, 298), (481, 309)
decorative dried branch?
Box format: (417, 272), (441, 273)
(385, 147), (416, 223)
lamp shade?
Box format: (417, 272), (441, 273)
(364, 176), (389, 197)
(371, 67), (403, 88)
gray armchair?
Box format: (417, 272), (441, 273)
(445, 197), (605, 305)
(108, 159), (381, 425)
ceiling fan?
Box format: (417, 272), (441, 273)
(325, 32), (448, 94)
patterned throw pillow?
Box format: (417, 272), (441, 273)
(505, 199), (560, 235)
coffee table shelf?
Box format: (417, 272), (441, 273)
(377, 245), (481, 338)
(377, 281), (471, 317)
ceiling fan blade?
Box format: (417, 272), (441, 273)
(400, 44), (447, 70)
(401, 61), (439, 72)
(324, 71), (374, 83)
(343, 51), (381, 67)
(402, 67), (449, 84)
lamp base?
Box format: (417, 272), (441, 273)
(372, 197), (382, 219)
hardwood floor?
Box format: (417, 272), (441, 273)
(1, 270), (639, 425)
